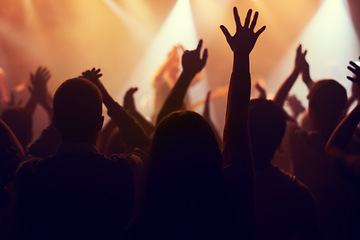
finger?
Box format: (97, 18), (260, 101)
(347, 76), (357, 82)
(255, 25), (266, 38)
(348, 66), (356, 74)
(233, 7), (241, 30)
(220, 25), (231, 41)
(303, 50), (307, 57)
(297, 44), (302, 54)
(250, 11), (258, 31)
(91, 68), (95, 71)
(97, 73), (103, 78)
(196, 39), (203, 52)
(201, 48), (208, 67)
(95, 68), (101, 73)
(244, 9), (252, 28)
(349, 61), (359, 68)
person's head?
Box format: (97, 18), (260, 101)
(249, 99), (286, 170)
(148, 111), (222, 183)
(1, 107), (32, 149)
(144, 111), (223, 224)
(307, 79), (347, 138)
(53, 78), (104, 143)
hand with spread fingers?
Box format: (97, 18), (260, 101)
(220, 7), (266, 55)
(347, 57), (360, 83)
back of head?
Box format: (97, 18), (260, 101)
(308, 79), (347, 135)
(53, 78), (103, 143)
(144, 111), (223, 229)
(1, 106), (32, 149)
(149, 111), (222, 179)
(249, 99), (286, 170)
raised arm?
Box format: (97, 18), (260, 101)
(220, 7), (265, 184)
(81, 69), (150, 152)
(255, 82), (267, 99)
(203, 91), (222, 149)
(156, 40), (208, 125)
(326, 57), (360, 152)
(273, 45), (307, 107)
(28, 66), (53, 121)
(220, 8), (265, 238)
(123, 87), (154, 137)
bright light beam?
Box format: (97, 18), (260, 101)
(267, 0), (359, 107)
(103, 0), (151, 44)
(117, 0), (207, 119)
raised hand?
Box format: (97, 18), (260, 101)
(347, 57), (360, 83)
(286, 94), (305, 119)
(295, 44), (308, 71)
(220, 8), (266, 54)
(123, 87), (138, 114)
(255, 82), (266, 99)
(29, 66), (51, 99)
(27, 66), (53, 117)
(181, 39), (208, 75)
(81, 68), (103, 85)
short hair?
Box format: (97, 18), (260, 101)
(308, 79), (347, 126)
(249, 99), (286, 169)
(53, 78), (103, 141)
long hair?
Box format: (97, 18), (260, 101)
(141, 111), (225, 236)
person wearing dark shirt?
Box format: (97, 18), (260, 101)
(15, 78), (137, 240)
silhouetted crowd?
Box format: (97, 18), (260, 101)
(1, 7), (360, 240)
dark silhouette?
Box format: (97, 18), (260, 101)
(326, 56), (360, 239)
(273, 45), (356, 239)
(249, 99), (318, 240)
(15, 77), (141, 239)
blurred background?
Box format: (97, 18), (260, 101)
(0, 0), (359, 138)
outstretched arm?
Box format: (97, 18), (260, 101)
(220, 7), (265, 238)
(327, 57), (360, 151)
(156, 40), (208, 125)
(81, 69), (150, 152)
(221, 6), (265, 190)
(123, 87), (154, 137)
(273, 45), (307, 107)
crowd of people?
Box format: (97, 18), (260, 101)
(0, 6), (360, 240)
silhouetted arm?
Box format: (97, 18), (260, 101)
(301, 51), (314, 90)
(28, 66), (53, 122)
(123, 87), (154, 137)
(156, 40), (208, 125)
(82, 69), (150, 151)
(97, 119), (117, 154)
(327, 103), (360, 151)
(273, 45), (307, 107)
(221, 6), (265, 193)
(220, 8), (265, 238)
(203, 91), (222, 149)
(286, 94), (305, 120)
(255, 82), (266, 99)
(327, 57), (360, 151)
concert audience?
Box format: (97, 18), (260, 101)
(0, 4), (358, 240)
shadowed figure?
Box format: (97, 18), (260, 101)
(248, 99), (318, 240)
(15, 78), (136, 240)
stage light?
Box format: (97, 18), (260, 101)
(267, 0), (359, 108)
(116, 0), (207, 119)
